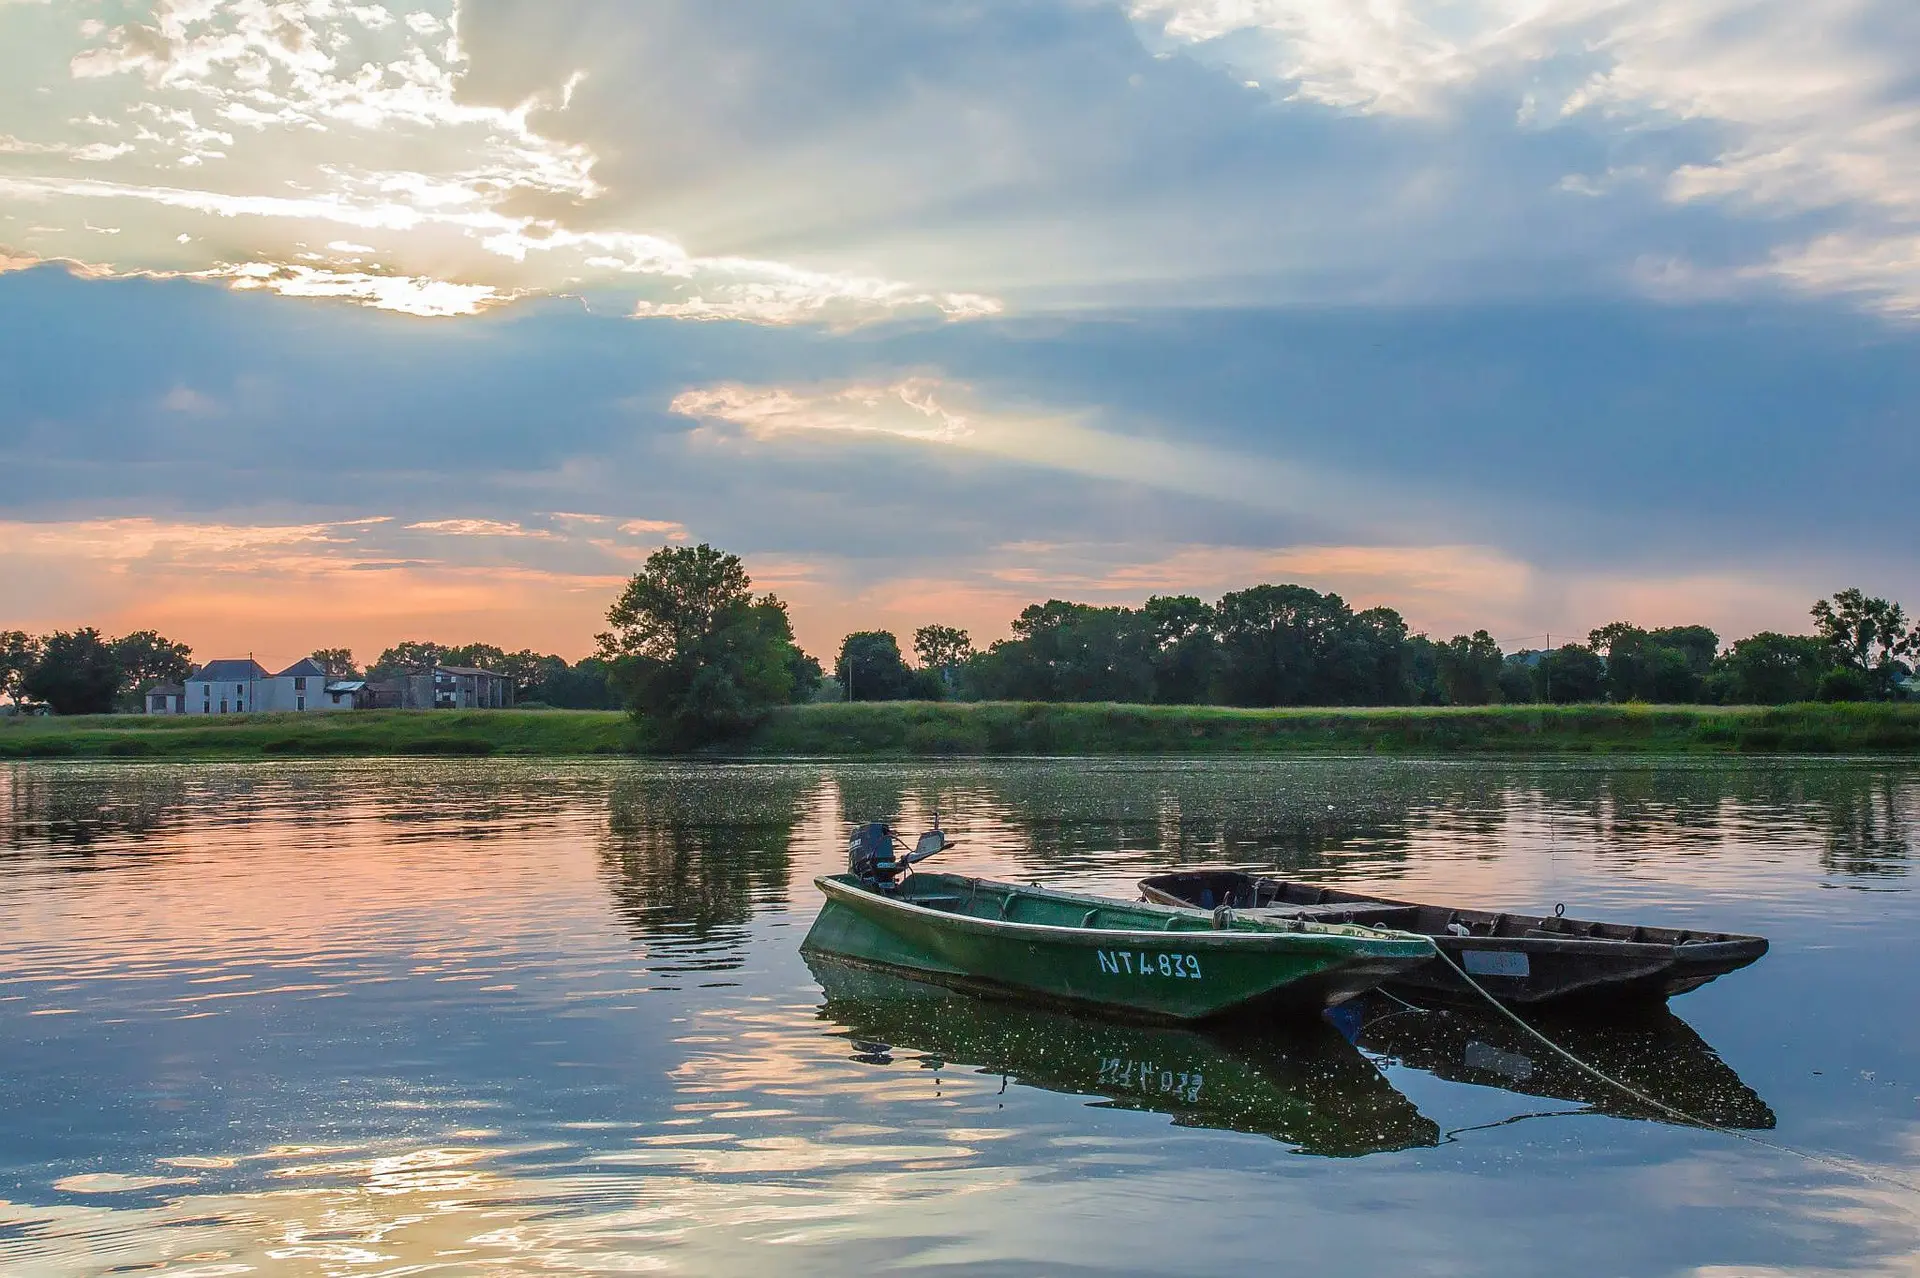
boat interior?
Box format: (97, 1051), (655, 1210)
(1142, 872), (1754, 947)
(883, 872), (1296, 935)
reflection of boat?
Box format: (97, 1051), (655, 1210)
(1140, 871), (1768, 1009)
(806, 824), (1436, 1022)
(1343, 997), (1776, 1130)
(809, 955), (1441, 1157)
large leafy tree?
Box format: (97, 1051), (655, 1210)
(1811, 589), (1910, 697)
(0, 631), (42, 709)
(371, 640), (446, 677)
(1533, 644), (1607, 704)
(1435, 631), (1503, 705)
(1142, 595), (1218, 705)
(837, 631), (917, 701)
(442, 642), (508, 671)
(912, 624), (974, 687)
(974, 601), (1156, 703)
(1588, 623), (1718, 703)
(24, 628), (123, 715)
(1213, 584), (1355, 706)
(1706, 632), (1828, 704)
(599, 544), (814, 743)
(111, 630), (194, 706)
(311, 648), (359, 679)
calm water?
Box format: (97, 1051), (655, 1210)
(1, 757), (1917, 1277)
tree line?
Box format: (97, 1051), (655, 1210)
(590, 544), (1919, 741)
(8, 544), (1914, 726)
(830, 585), (1918, 710)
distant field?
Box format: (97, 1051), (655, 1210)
(2, 700), (1917, 759)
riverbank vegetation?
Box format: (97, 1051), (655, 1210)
(8, 545), (1917, 759)
(3, 701), (1917, 760)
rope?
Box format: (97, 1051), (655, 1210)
(1429, 947), (1920, 1198)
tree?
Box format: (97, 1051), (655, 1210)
(1213, 585), (1355, 706)
(1533, 644), (1607, 704)
(23, 628), (122, 715)
(0, 631), (42, 708)
(1141, 595), (1218, 705)
(913, 625), (974, 681)
(372, 640), (444, 677)
(1435, 631), (1503, 705)
(312, 648), (359, 679)
(598, 544), (811, 744)
(110, 630), (193, 706)
(1811, 589), (1910, 696)
(1338, 606), (1413, 704)
(1498, 654), (1538, 704)
(528, 656), (621, 709)
(442, 642), (508, 671)
(1706, 632), (1828, 705)
(1588, 622), (1719, 703)
(837, 631), (916, 701)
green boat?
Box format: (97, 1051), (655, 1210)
(802, 821), (1437, 1023)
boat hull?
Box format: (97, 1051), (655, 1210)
(803, 873), (1435, 1024)
(1139, 871), (1768, 1010)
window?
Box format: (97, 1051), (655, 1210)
(294, 676), (306, 691)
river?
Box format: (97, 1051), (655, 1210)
(1, 757), (1916, 1276)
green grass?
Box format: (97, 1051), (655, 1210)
(0, 708), (638, 759)
(2, 700), (1917, 759)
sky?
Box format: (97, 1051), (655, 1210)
(2, 0), (1918, 669)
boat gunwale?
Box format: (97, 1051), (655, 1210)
(1137, 871), (1768, 955)
(813, 873), (1438, 957)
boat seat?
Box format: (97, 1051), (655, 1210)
(914, 895), (965, 912)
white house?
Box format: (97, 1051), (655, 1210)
(184, 658), (355, 714)
(186, 658), (269, 715)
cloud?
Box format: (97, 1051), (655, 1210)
(671, 379), (973, 443)
(0, 0), (1005, 322)
(1131, 0), (1920, 312)
(405, 517), (552, 537)
(616, 518), (689, 540)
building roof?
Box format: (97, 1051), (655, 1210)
(275, 657), (329, 678)
(437, 665), (504, 677)
(324, 680), (366, 693)
(147, 684), (185, 698)
(193, 658), (269, 681)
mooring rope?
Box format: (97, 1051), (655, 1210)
(1428, 947), (1920, 1198)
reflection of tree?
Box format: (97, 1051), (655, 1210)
(1, 764), (190, 856)
(924, 762), (1512, 881)
(597, 766), (811, 971)
(1812, 775), (1912, 878)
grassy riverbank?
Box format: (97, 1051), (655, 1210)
(1, 700), (1917, 759)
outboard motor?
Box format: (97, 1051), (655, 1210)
(849, 821), (903, 888)
(848, 817), (952, 891)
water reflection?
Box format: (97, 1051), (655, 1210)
(597, 767), (813, 971)
(1345, 998), (1776, 1130)
(809, 956), (1441, 1157)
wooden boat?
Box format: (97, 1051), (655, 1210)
(809, 955), (1441, 1156)
(803, 823), (1436, 1023)
(1137, 871), (1768, 1009)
